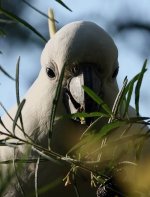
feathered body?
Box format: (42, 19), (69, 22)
(0, 21), (148, 197)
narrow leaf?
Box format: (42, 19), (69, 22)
(0, 7), (47, 42)
(70, 112), (109, 119)
(0, 65), (15, 81)
(110, 77), (128, 121)
(135, 59), (147, 116)
(15, 57), (26, 137)
(123, 74), (140, 116)
(16, 57), (21, 105)
(98, 120), (127, 138)
(55, 0), (72, 12)
(83, 86), (112, 115)
(13, 99), (26, 134)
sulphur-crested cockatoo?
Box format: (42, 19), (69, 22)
(0, 21), (148, 197)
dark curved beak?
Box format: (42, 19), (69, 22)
(63, 64), (101, 125)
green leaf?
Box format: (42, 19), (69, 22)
(15, 57), (26, 136)
(135, 59), (147, 116)
(119, 63), (147, 118)
(55, 0), (72, 12)
(13, 99), (26, 134)
(97, 120), (127, 138)
(83, 86), (112, 115)
(123, 74), (140, 116)
(0, 65), (15, 81)
(0, 7), (47, 43)
(70, 112), (109, 119)
(111, 77), (128, 119)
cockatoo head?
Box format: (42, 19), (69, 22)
(40, 21), (119, 126)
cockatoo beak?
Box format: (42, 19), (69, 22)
(63, 64), (101, 125)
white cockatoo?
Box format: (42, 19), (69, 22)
(0, 21), (148, 197)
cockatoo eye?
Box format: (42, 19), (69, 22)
(112, 66), (119, 79)
(46, 67), (56, 79)
(72, 65), (80, 76)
